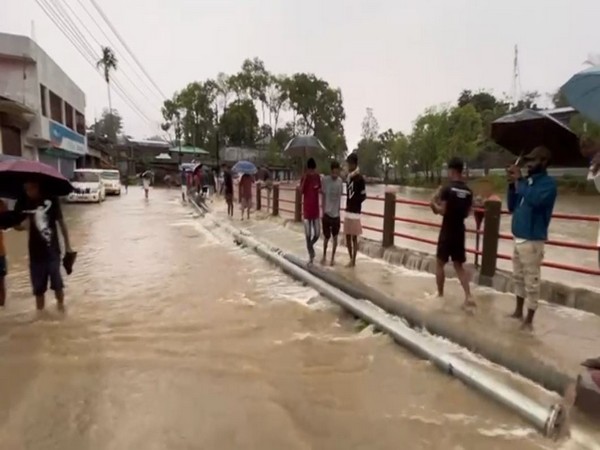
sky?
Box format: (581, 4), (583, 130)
(2, 0), (599, 149)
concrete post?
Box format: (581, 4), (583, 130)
(272, 184), (279, 216)
(382, 191), (396, 248)
(479, 200), (502, 286)
(294, 187), (302, 222)
(256, 183), (262, 211)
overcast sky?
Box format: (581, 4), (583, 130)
(2, 0), (599, 148)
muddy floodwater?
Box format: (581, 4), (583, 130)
(0, 189), (592, 449)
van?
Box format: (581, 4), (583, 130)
(99, 169), (122, 195)
(67, 169), (106, 203)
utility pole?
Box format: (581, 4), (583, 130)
(176, 118), (182, 165)
(510, 44), (521, 108)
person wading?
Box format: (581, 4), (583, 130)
(430, 157), (475, 309)
(238, 173), (253, 220)
(344, 153), (366, 268)
(222, 163), (234, 217)
(506, 146), (557, 330)
(15, 181), (73, 311)
(321, 160), (343, 266)
(301, 158), (322, 264)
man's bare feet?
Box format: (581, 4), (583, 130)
(345, 261), (355, 268)
(320, 257), (327, 265)
(508, 311), (523, 319)
(520, 321), (533, 332)
(330, 259), (335, 267)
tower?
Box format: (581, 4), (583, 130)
(510, 44), (522, 107)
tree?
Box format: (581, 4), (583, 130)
(550, 89), (570, 108)
(219, 99), (259, 147)
(389, 133), (411, 182)
(96, 47), (118, 115)
(93, 109), (123, 143)
(446, 104), (482, 162)
(356, 108), (382, 177)
(238, 57), (270, 125)
(176, 81), (215, 148)
(265, 75), (289, 132)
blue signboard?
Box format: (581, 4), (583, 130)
(49, 120), (86, 155)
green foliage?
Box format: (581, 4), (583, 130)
(164, 58), (347, 164)
(93, 109), (123, 143)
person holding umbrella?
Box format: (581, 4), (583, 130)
(232, 161), (258, 220)
(300, 158), (322, 264)
(506, 146), (557, 330)
(0, 159), (76, 311)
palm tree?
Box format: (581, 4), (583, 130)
(96, 46), (118, 114)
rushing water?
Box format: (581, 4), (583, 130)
(0, 189), (591, 449)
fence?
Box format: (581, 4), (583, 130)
(254, 183), (600, 280)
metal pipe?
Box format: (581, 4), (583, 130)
(191, 206), (566, 438)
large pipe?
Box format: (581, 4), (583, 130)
(193, 205), (566, 438)
(282, 253), (574, 397)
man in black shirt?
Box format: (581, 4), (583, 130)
(344, 153), (366, 267)
(221, 163), (234, 217)
(15, 181), (73, 310)
(430, 157), (474, 309)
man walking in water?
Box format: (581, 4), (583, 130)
(344, 153), (366, 267)
(15, 181), (73, 311)
(301, 158), (322, 264)
(141, 170), (152, 200)
(321, 161), (343, 266)
(221, 163), (234, 217)
(430, 157), (474, 310)
(238, 173), (253, 220)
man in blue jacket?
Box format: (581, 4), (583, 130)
(507, 146), (557, 330)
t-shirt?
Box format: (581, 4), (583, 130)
(439, 180), (473, 236)
(223, 172), (234, 194)
(302, 172), (322, 220)
(346, 173), (366, 214)
(15, 196), (63, 262)
(322, 175), (343, 218)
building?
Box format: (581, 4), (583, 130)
(0, 32), (87, 178)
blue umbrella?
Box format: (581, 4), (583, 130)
(562, 65), (600, 124)
(232, 160), (257, 175)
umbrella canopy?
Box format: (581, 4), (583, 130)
(232, 160), (258, 175)
(283, 135), (327, 158)
(562, 65), (600, 125)
(0, 159), (73, 198)
(490, 109), (583, 166)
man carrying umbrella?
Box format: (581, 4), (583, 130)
(506, 146), (557, 330)
(14, 181), (74, 311)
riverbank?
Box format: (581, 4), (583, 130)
(377, 174), (598, 196)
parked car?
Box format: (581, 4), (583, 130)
(99, 169), (122, 195)
(67, 169), (106, 203)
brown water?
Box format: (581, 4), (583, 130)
(0, 189), (583, 449)
(279, 184), (600, 290)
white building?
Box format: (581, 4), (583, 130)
(0, 32), (87, 178)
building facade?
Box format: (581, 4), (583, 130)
(0, 32), (87, 178)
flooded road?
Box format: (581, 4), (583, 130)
(0, 189), (578, 449)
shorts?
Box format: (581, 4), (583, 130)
(436, 231), (466, 264)
(322, 214), (341, 239)
(344, 213), (362, 236)
(0, 255), (7, 277)
(30, 257), (63, 296)
(225, 193), (233, 204)
(241, 197), (252, 210)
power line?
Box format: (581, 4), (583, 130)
(34, 0), (160, 133)
(87, 0), (168, 100)
(53, 0), (164, 114)
(72, 0), (165, 105)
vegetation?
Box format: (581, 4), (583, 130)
(96, 46), (118, 117)
(91, 109), (123, 143)
(163, 58), (347, 166)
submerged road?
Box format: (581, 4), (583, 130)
(0, 189), (584, 449)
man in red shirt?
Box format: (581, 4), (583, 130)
(300, 158), (322, 263)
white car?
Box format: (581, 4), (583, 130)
(67, 169), (106, 203)
(99, 169), (122, 195)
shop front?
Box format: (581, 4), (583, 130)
(40, 119), (87, 179)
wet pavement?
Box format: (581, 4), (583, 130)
(0, 189), (596, 449)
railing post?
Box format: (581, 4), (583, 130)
(473, 205), (485, 267)
(294, 186), (302, 222)
(382, 191), (396, 248)
(272, 184), (279, 216)
(256, 183), (262, 211)
(479, 200), (502, 286)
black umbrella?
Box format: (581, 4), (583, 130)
(491, 109), (584, 167)
(0, 159), (73, 199)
